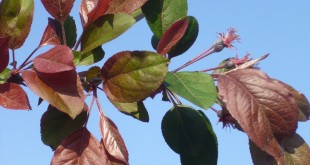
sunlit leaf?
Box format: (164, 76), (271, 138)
(161, 105), (218, 159)
(0, 37), (9, 73)
(142, 0), (187, 38)
(156, 17), (189, 55)
(101, 51), (169, 102)
(81, 14), (135, 53)
(100, 114), (129, 165)
(0, 68), (11, 84)
(74, 47), (105, 66)
(41, 0), (74, 22)
(80, 0), (111, 27)
(110, 100), (149, 122)
(164, 72), (217, 110)
(39, 18), (62, 46)
(218, 69), (299, 164)
(0, 83), (31, 110)
(105, 0), (147, 14)
(51, 128), (110, 165)
(41, 104), (88, 150)
(0, 0), (34, 49)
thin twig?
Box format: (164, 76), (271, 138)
(61, 21), (67, 46)
(17, 47), (40, 72)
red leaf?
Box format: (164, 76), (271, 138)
(41, 0), (74, 22)
(0, 37), (9, 73)
(51, 128), (110, 165)
(39, 18), (62, 47)
(105, 0), (147, 14)
(218, 69), (298, 164)
(80, 0), (111, 27)
(100, 113), (129, 165)
(157, 17), (189, 55)
(0, 83), (31, 110)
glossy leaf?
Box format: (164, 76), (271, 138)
(218, 69), (299, 164)
(39, 18), (62, 46)
(105, 0), (147, 14)
(168, 16), (199, 58)
(74, 47), (105, 66)
(0, 68), (11, 84)
(142, 0), (187, 38)
(51, 128), (110, 165)
(164, 72), (217, 110)
(156, 17), (189, 55)
(0, 37), (9, 73)
(110, 100), (149, 122)
(100, 114), (129, 165)
(22, 70), (84, 119)
(101, 51), (169, 102)
(0, 0), (34, 49)
(81, 14), (135, 53)
(41, 104), (88, 150)
(80, 0), (111, 27)
(161, 105), (218, 159)
(41, 0), (74, 22)
(0, 83), (31, 110)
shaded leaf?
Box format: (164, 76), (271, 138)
(41, 0), (74, 22)
(101, 51), (169, 103)
(74, 47), (105, 66)
(156, 17), (189, 55)
(51, 128), (110, 165)
(57, 16), (77, 48)
(41, 104), (88, 150)
(105, 0), (147, 14)
(0, 68), (11, 84)
(151, 35), (160, 50)
(22, 70), (84, 119)
(80, 0), (111, 27)
(100, 114), (129, 165)
(86, 66), (101, 82)
(161, 105), (218, 158)
(0, 37), (9, 73)
(0, 0), (34, 49)
(39, 18), (62, 46)
(110, 100), (149, 122)
(0, 83), (31, 110)
(81, 14), (135, 53)
(218, 69), (299, 163)
(164, 72), (217, 110)
(142, 0), (187, 38)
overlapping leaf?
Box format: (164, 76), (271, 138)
(105, 0), (147, 14)
(51, 128), (110, 165)
(0, 0), (34, 49)
(101, 51), (169, 103)
(100, 114), (129, 165)
(57, 16), (77, 48)
(164, 72), (217, 110)
(41, 0), (74, 22)
(41, 104), (88, 150)
(218, 69), (299, 164)
(0, 83), (31, 110)
(39, 18), (62, 46)
(110, 100), (149, 122)
(0, 68), (11, 84)
(73, 47), (105, 66)
(81, 14), (135, 53)
(80, 0), (111, 27)
(0, 37), (9, 73)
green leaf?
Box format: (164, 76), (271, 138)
(164, 72), (217, 110)
(0, 0), (34, 49)
(161, 105), (218, 161)
(142, 0), (187, 38)
(73, 47), (105, 66)
(101, 51), (169, 103)
(41, 104), (87, 150)
(81, 14), (136, 53)
(57, 16), (77, 48)
(110, 100), (149, 122)
(0, 68), (11, 84)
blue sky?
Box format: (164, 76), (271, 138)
(0, 1), (309, 165)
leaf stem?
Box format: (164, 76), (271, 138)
(166, 89), (181, 105)
(16, 46), (40, 72)
(74, 34), (82, 50)
(61, 21), (67, 46)
(12, 49), (17, 69)
(200, 65), (228, 72)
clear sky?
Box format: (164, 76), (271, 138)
(0, 1), (309, 165)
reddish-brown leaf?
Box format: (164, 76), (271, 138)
(157, 17), (189, 55)
(0, 83), (31, 110)
(39, 18), (62, 47)
(105, 0), (147, 14)
(51, 128), (110, 165)
(218, 69), (299, 164)
(80, 0), (111, 27)
(100, 113), (129, 165)
(0, 37), (9, 73)
(41, 0), (74, 22)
